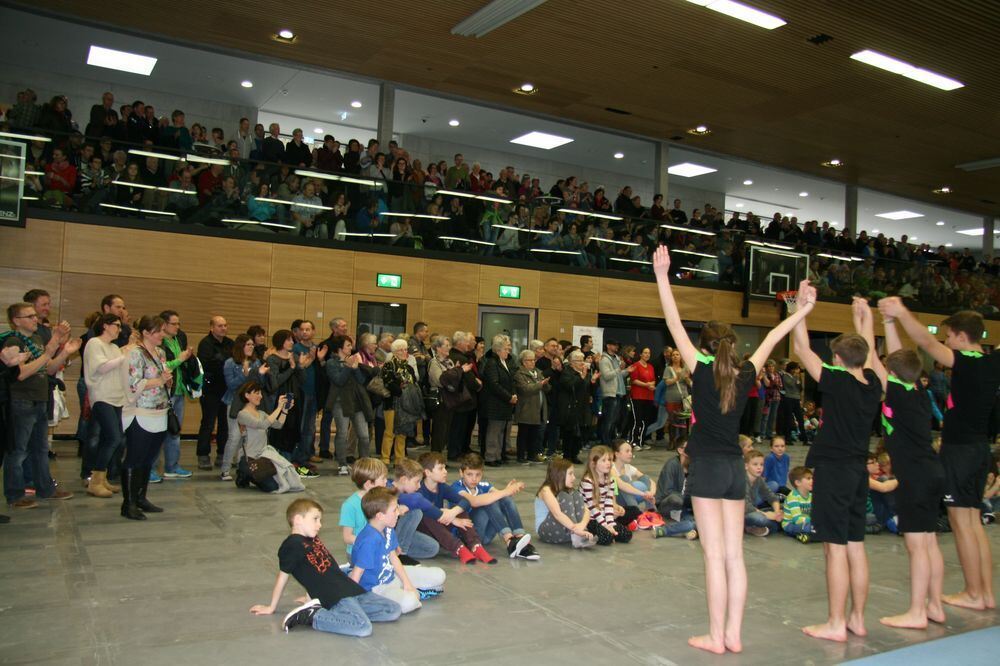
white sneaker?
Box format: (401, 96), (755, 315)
(571, 533), (597, 549)
(337, 465), (350, 476)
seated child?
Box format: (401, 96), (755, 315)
(745, 449), (782, 536)
(580, 445), (633, 545)
(739, 434), (754, 455)
(611, 439), (663, 528)
(653, 437), (698, 539)
(763, 435), (791, 495)
(393, 458), (488, 564)
(452, 453), (539, 560)
(867, 452), (899, 533)
(781, 466), (813, 543)
(339, 458), (438, 561)
(534, 457), (596, 548)
(250, 499), (401, 637)
(801, 401), (820, 444)
(349, 487), (446, 614)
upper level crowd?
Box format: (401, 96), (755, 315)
(3, 87), (999, 315)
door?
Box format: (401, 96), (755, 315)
(356, 300), (407, 342)
(478, 306), (536, 357)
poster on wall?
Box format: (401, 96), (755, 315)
(571, 325), (603, 355)
(0, 138), (26, 228)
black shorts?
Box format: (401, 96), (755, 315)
(941, 445), (991, 508)
(688, 454), (745, 501)
(811, 461), (867, 545)
(895, 464), (944, 533)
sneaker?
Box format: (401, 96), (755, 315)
(745, 525), (769, 537)
(472, 544), (497, 564)
(506, 533), (531, 559)
(282, 599), (322, 632)
(163, 467), (193, 479)
(796, 533), (811, 544)
(24, 488), (36, 496)
(337, 465), (350, 476)
(148, 470), (163, 484)
(197, 456), (212, 470)
(531, 454), (546, 464)
(982, 512), (995, 525)
(571, 533), (596, 549)
(220, 472), (233, 482)
(516, 543), (541, 560)
(398, 554), (421, 566)
(865, 523), (882, 535)
(632, 443), (644, 452)
(214, 456), (223, 469)
(296, 466), (320, 479)
(517, 459), (531, 466)
(645, 511), (665, 527)
(635, 514), (653, 530)
(417, 588), (442, 600)
(626, 520), (639, 532)
(318, 451), (334, 460)
(309, 456), (323, 464)
(9, 498), (38, 509)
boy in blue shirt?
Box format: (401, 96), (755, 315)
(763, 436), (791, 495)
(453, 453), (539, 559)
(349, 487), (446, 614)
(416, 452), (497, 564)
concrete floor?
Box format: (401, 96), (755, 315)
(1, 439), (998, 666)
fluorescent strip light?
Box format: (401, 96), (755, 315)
(609, 257), (652, 265)
(440, 236), (496, 246)
(672, 249), (715, 258)
(112, 180), (156, 190)
(0, 175), (23, 183)
(437, 189), (476, 198)
(294, 169), (339, 182)
(21, 195), (39, 201)
(342, 232), (397, 238)
(817, 253), (852, 260)
(667, 162), (717, 178)
(128, 149), (180, 161)
(254, 196), (332, 211)
(222, 218), (262, 225)
(260, 221), (297, 230)
(875, 210), (923, 220)
(492, 223), (528, 232)
(157, 187), (196, 194)
(87, 45), (157, 76)
(850, 49), (963, 91)
(379, 212), (451, 220)
(476, 194), (512, 203)
(0, 131), (51, 142)
(530, 248), (582, 255)
(99, 203), (140, 212)
(185, 154), (230, 166)
(686, 0), (786, 30)
(341, 176), (378, 186)
(588, 237), (639, 247)
(139, 209), (175, 216)
(24, 170), (44, 176)
(509, 131), (574, 150)
(452, 0), (548, 38)
(955, 228), (1000, 237)
(659, 223), (715, 236)
(955, 157), (1000, 172)
(558, 208), (623, 221)
(679, 266), (719, 275)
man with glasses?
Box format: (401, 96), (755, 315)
(154, 310), (201, 482)
(2, 303), (79, 508)
(196, 316), (233, 471)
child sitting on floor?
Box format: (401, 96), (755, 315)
(349, 487), (446, 614)
(801, 401), (820, 445)
(867, 452), (899, 533)
(611, 439), (664, 529)
(535, 457), (596, 547)
(744, 449), (782, 536)
(580, 445), (633, 544)
(419, 452), (497, 564)
(250, 499), (401, 636)
(452, 453), (539, 560)
(653, 437), (698, 539)
(781, 466), (814, 543)
(763, 435), (791, 495)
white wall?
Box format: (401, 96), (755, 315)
(0, 65), (257, 139)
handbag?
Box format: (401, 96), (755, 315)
(166, 407), (181, 436)
(367, 374), (391, 398)
(236, 425), (278, 488)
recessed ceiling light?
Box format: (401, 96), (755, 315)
(350, 100), (363, 108)
(278, 29), (295, 40)
(87, 45), (157, 76)
(945, 243), (953, 247)
(735, 203), (744, 207)
(448, 119), (460, 127)
(241, 80), (253, 88)
(871, 228), (880, 233)
(936, 221), (945, 226)
(687, 125), (712, 136)
(514, 82), (538, 96)
(668, 162), (717, 178)
(313, 128), (324, 134)
(875, 210), (924, 220)
(910, 236), (918, 241)
(743, 179), (753, 185)
(340, 111), (348, 121)
(510, 131), (573, 150)
(932, 186), (952, 194)
(822, 158), (843, 167)
(613, 152), (625, 159)
(799, 191), (809, 197)
(957, 228), (989, 236)
(685, 0), (786, 30)
(850, 49), (964, 91)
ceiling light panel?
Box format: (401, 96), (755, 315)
(452, 0), (548, 38)
(668, 162), (717, 178)
(87, 45), (157, 76)
(510, 131), (573, 150)
(850, 49), (964, 91)
(685, 0), (786, 30)
(875, 210), (924, 220)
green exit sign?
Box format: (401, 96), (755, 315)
(376, 273), (402, 289)
(927, 325), (938, 334)
(499, 284), (521, 299)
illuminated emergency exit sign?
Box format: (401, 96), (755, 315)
(499, 284), (521, 299)
(376, 273), (402, 289)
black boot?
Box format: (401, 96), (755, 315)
(120, 468), (146, 521)
(136, 466), (163, 513)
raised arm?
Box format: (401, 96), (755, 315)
(878, 296), (954, 367)
(790, 284), (823, 382)
(853, 297), (887, 391)
(882, 316), (903, 355)
(652, 246), (697, 370)
(749, 280), (817, 374)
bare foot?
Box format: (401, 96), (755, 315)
(847, 613), (867, 637)
(803, 622), (848, 642)
(688, 634), (725, 654)
(879, 612), (928, 630)
(942, 592), (986, 611)
(985, 594), (996, 610)
(926, 603), (946, 624)
(724, 634), (743, 653)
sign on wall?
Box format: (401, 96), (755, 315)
(0, 139), (26, 228)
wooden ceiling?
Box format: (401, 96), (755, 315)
(23, 0), (1000, 217)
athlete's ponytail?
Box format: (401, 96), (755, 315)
(699, 321), (740, 414)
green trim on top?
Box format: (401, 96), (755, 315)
(959, 350), (984, 358)
(887, 375), (915, 391)
(696, 352), (715, 364)
(822, 362), (847, 372)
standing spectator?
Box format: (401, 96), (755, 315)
(233, 117), (255, 165)
(265, 330), (314, 478)
(196, 316), (233, 470)
(85, 91), (114, 139)
(324, 335), (372, 476)
(427, 336), (456, 454)
(82, 313), (127, 498)
(43, 148), (77, 208)
(559, 350), (596, 464)
(447, 331), (481, 461)
(759, 360), (782, 440)
(536, 338), (563, 459)
(662, 350), (691, 445)
(445, 153), (470, 190)
(155, 310), (200, 481)
(7, 88), (40, 130)
(292, 320), (323, 464)
(481, 335), (516, 466)
(316, 317), (349, 460)
(625, 347), (657, 447)
(598, 340), (627, 445)
(284, 129), (312, 168)
(379, 340), (420, 465)
(315, 135), (343, 173)
(160, 110), (193, 151)
(261, 123), (284, 164)
(777, 361), (804, 443)
(219, 335), (267, 481)
(513, 349), (550, 464)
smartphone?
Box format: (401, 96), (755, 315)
(284, 392), (294, 404)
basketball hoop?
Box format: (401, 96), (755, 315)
(776, 290), (799, 314)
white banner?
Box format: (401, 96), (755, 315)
(572, 325), (604, 355)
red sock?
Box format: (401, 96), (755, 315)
(472, 544), (496, 564)
(457, 545), (476, 564)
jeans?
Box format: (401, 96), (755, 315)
(311, 592), (401, 637)
(4, 399), (56, 502)
(90, 401), (124, 472)
(618, 476), (652, 510)
(220, 416), (241, 475)
(197, 392), (227, 458)
(783, 518), (812, 536)
(297, 393), (318, 460)
(745, 510), (781, 533)
(661, 509), (697, 536)
(333, 403), (369, 465)
(760, 402), (779, 439)
(154, 394), (185, 472)
(471, 496), (525, 545)
(395, 508), (439, 559)
(647, 404), (669, 437)
(599, 396), (621, 445)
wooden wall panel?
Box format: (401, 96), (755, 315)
(0, 219), (64, 271)
(304, 290), (326, 324)
(322, 292), (356, 331)
(0, 268), (62, 323)
(421, 299), (478, 339)
(597, 276), (661, 318)
(271, 245), (355, 292)
(537, 309), (597, 341)
(353, 254), (425, 299)
(538, 272), (600, 311)
(423, 259), (480, 301)
(268, 288), (306, 335)
(61, 225), (272, 286)
(478, 266), (539, 307)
